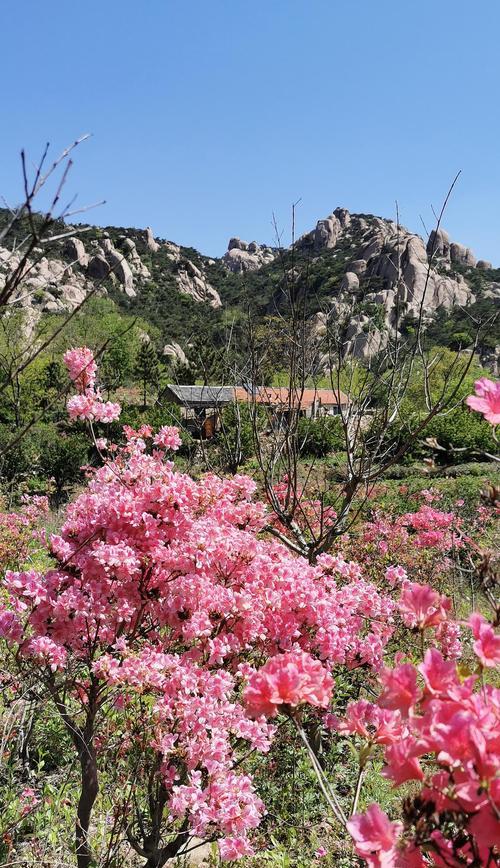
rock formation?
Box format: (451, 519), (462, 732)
(0, 205), (497, 371)
(175, 259), (221, 308)
(144, 226), (159, 253)
(222, 238), (276, 272)
(163, 341), (189, 367)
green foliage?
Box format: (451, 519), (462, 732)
(399, 347), (489, 415)
(424, 298), (499, 352)
(423, 406), (497, 459)
(135, 340), (160, 407)
(298, 415), (344, 457)
(0, 423), (88, 501)
(219, 402), (256, 470)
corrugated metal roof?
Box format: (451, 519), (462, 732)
(165, 385), (235, 406)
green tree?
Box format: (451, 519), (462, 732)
(101, 336), (134, 396)
(135, 340), (160, 408)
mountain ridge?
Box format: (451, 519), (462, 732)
(1, 206), (498, 373)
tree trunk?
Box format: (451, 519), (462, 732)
(76, 740), (99, 868)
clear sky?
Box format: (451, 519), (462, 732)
(2, 0), (499, 263)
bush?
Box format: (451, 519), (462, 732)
(0, 423), (89, 503)
(298, 415), (344, 457)
(219, 402), (255, 470)
(423, 406), (497, 458)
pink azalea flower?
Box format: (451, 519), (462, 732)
(378, 663), (420, 716)
(468, 613), (500, 668)
(382, 738), (424, 785)
(398, 581), (450, 630)
(218, 835), (253, 861)
(384, 565), (407, 587)
(63, 346), (97, 391)
(243, 651), (333, 719)
(153, 425), (182, 451)
(347, 804), (402, 867)
(465, 377), (500, 425)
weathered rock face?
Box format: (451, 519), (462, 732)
(427, 230), (477, 268)
(270, 207), (497, 362)
(427, 228), (451, 259)
(87, 254), (110, 280)
(223, 238), (276, 273)
(298, 214), (341, 251)
(1, 206), (496, 372)
(64, 236), (89, 268)
(0, 243), (93, 316)
(175, 259), (221, 308)
(349, 259), (367, 276)
(340, 272), (359, 293)
(117, 236), (150, 280)
(144, 226), (159, 253)
(450, 242), (477, 268)
(163, 341), (188, 367)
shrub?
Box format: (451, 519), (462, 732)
(298, 415), (344, 457)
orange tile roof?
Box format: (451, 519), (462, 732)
(234, 386), (348, 408)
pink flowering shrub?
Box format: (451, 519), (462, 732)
(0, 494), (48, 572)
(341, 641), (500, 866)
(0, 350), (401, 866)
(1, 349), (498, 867)
(243, 650), (334, 718)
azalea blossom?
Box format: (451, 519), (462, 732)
(465, 377), (500, 425)
(468, 613), (500, 668)
(398, 580), (450, 630)
(63, 346), (97, 391)
(347, 804), (402, 867)
(244, 650), (334, 718)
(153, 425), (182, 451)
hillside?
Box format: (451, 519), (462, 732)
(1, 206), (499, 373)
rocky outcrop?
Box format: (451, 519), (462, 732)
(427, 228), (451, 259)
(117, 237), (150, 280)
(450, 242), (477, 268)
(427, 229), (478, 269)
(64, 236), (89, 268)
(340, 272), (359, 293)
(145, 226), (159, 253)
(223, 238), (276, 273)
(175, 259), (221, 308)
(0, 244), (93, 315)
(349, 259), (367, 276)
(163, 341), (188, 367)
(87, 254), (110, 280)
(299, 214), (341, 251)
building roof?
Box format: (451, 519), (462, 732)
(234, 385), (349, 408)
(164, 385), (235, 407)
(165, 384), (349, 409)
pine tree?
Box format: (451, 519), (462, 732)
(135, 340), (160, 408)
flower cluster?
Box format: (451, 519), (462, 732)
(243, 650), (334, 719)
(63, 346), (121, 423)
(344, 641), (500, 866)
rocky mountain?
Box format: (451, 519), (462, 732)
(1, 206), (498, 371)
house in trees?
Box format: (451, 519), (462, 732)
(164, 383), (349, 438)
(235, 386), (349, 422)
(162, 384), (235, 438)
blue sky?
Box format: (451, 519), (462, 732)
(2, 0), (499, 262)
